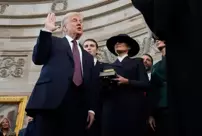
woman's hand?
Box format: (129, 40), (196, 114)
(113, 75), (129, 85)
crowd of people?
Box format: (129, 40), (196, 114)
(17, 9), (167, 136)
(0, 0), (200, 135)
(1, 0), (201, 135)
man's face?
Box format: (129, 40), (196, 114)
(64, 14), (83, 37)
(114, 42), (129, 55)
(156, 40), (165, 50)
(83, 40), (98, 57)
(156, 40), (166, 56)
(142, 55), (153, 71)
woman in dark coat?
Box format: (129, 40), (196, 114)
(101, 34), (150, 136)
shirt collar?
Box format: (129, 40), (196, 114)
(117, 54), (128, 62)
(94, 57), (97, 66)
(65, 35), (79, 44)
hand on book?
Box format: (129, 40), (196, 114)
(113, 75), (129, 85)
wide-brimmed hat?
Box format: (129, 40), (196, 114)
(106, 34), (140, 57)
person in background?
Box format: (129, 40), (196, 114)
(83, 39), (105, 136)
(141, 54), (153, 97)
(18, 116), (33, 136)
(0, 118), (15, 136)
(148, 40), (167, 136)
(141, 53), (154, 130)
(142, 54), (153, 80)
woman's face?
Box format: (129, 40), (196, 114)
(1, 118), (9, 129)
(114, 42), (129, 55)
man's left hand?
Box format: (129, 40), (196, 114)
(86, 112), (95, 129)
(114, 75), (129, 85)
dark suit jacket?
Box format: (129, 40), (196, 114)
(132, 1), (202, 135)
(23, 121), (35, 136)
(132, 0), (202, 46)
(87, 61), (105, 136)
(149, 56), (167, 115)
(92, 61), (105, 112)
(18, 128), (26, 136)
(131, 0), (181, 41)
(26, 31), (95, 116)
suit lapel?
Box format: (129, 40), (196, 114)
(81, 47), (87, 77)
(94, 61), (100, 68)
(95, 61), (103, 71)
(121, 56), (131, 65)
(62, 37), (73, 61)
(61, 39), (87, 77)
(111, 59), (122, 67)
(112, 57), (131, 76)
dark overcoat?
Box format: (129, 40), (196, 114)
(132, 0), (202, 135)
(101, 57), (150, 136)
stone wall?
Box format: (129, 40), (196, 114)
(0, 0), (161, 94)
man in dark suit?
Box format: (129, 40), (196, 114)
(101, 34), (150, 136)
(83, 39), (105, 136)
(18, 128), (26, 136)
(26, 12), (95, 136)
(22, 120), (35, 136)
(148, 40), (167, 136)
(18, 116), (33, 136)
(131, 0), (202, 135)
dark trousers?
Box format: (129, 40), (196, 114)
(34, 83), (88, 136)
(86, 98), (102, 136)
(155, 109), (168, 136)
(86, 118), (101, 136)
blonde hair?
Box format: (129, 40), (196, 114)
(0, 117), (11, 129)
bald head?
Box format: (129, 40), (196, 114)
(61, 12), (84, 39)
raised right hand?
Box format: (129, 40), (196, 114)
(44, 13), (60, 32)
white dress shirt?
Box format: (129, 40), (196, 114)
(42, 29), (95, 114)
(65, 35), (94, 114)
(65, 35), (83, 74)
(147, 72), (151, 80)
(117, 54), (128, 62)
(94, 57), (97, 66)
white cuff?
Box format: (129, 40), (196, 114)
(88, 110), (95, 115)
(41, 28), (52, 33)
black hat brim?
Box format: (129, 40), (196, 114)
(106, 35), (140, 57)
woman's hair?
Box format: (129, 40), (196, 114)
(83, 39), (98, 49)
(0, 117), (11, 129)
